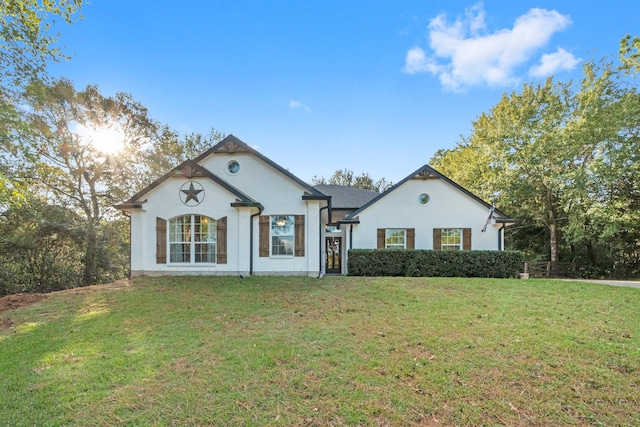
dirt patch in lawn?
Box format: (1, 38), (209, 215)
(0, 279), (132, 317)
(0, 293), (48, 316)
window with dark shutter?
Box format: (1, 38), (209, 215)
(433, 228), (469, 250)
(156, 217), (167, 263)
(259, 215), (269, 257)
(216, 216), (227, 264)
(377, 229), (385, 249)
(463, 228), (471, 250)
(407, 228), (415, 249)
(433, 228), (442, 250)
(294, 215), (305, 257)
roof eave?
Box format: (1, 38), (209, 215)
(114, 203), (144, 210)
(338, 216), (360, 225)
(230, 201), (265, 211)
(495, 218), (518, 226)
(302, 194), (331, 201)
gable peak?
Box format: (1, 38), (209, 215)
(174, 161), (205, 178)
(210, 135), (250, 154)
(413, 167), (439, 180)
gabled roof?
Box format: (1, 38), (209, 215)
(313, 184), (379, 210)
(114, 159), (262, 211)
(194, 134), (326, 197)
(343, 164), (514, 222)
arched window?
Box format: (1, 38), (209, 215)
(169, 215), (216, 263)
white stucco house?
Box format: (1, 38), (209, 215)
(116, 135), (515, 277)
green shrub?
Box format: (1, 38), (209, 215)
(347, 249), (524, 278)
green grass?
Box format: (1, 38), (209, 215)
(1, 276), (639, 426)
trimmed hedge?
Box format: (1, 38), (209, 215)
(347, 249), (525, 278)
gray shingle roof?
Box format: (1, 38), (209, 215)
(313, 184), (380, 209)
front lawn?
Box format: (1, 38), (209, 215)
(1, 276), (638, 426)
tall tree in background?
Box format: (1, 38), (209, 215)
(139, 126), (224, 186)
(1, 0), (83, 204)
(432, 39), (640, 276)
(434, 77), (573, 263)
(2, 78), (226, 292)
(13, 78), (158, 285)
(312, 168), (393, 192)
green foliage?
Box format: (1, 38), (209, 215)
(0, 1), (82, 204)
(0, 0), (82, 87)
(5, 78), (160, 287)
(0, 199), (84, 295)
(139, 127), (224, 186)
(0, 77), (228, 294)
(347, 249), (524, 278)
(431, 40), (640, 278)
(312, 168), (393, 192)
(619, 34), (640, 75)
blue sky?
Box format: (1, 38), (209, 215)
(49, 1), (638, 184)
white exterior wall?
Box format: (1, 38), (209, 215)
(202, 151), (322, 276)
(351, 178), (501, 250)
(251, 199), (321, 277)
(129, 211), (145, 272)
(124, 140), (506, 278)
(131, 176), (242, 276)
(130, 150), (323, 277)
(199, 152), (300, 201)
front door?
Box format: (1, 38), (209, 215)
(325, 237), (342, 274)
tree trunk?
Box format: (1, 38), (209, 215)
(83, 220), (98, 286)
(545, 189), (560, 276)
(82, 175), (102, 286)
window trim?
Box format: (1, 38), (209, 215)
(417, 193), (430, 206)
(226, 160), (240, 175)
(270, 215), (295, 257)
(440, 228), (462, 251)
(168, 214), (217, 264)
(385, 228), (407, 249)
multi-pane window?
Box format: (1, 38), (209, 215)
(385, 228), (406, 249)
(271, 215), (294, 256)
(169, 215), (216, 263)
(441, 228), (462, 250)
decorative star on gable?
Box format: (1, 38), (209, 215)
(179, 181), (205, 206)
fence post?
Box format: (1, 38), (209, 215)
(546, 262), (551, 277)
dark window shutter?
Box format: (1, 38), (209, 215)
(294, 215), (305, 257)
(407, 228), (415, 249)
(216, 216), (227, 264)
(156, 217), (167, 263)
(463, 228), (471, 250)
(259, 215), (269, 257)
(377, 229), (385, 249)
(433, 228), (442, 250)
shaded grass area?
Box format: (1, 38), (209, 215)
(1, 276), (639, 426)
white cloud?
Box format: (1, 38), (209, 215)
(403, 47), (441, 75)
(404, 3), (577, 91)
(289, 99), (311, 112)
(529, 47), (581, 77)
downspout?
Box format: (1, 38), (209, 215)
(318, 204), (330, 278)
(498, 223), (505, 250)
(349, 224), (353, 250)
(249, 207), (263, 276)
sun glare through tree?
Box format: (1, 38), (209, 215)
(75, 122), (126, 155)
